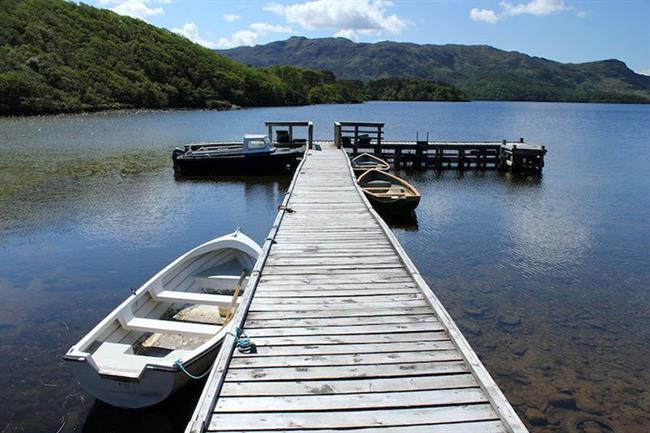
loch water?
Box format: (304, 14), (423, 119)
(0, 101), (648, 433)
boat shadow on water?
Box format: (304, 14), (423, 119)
(173, 172), (294, 184)
(81, 379), (204, 433)
(377, 210), (419, 231)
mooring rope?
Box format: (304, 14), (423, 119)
(227, 327), (256, 354)
(174, 359), (211, 380)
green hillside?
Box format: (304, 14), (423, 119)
(219, 37), (650, 104)
(0, 1), (467, 115)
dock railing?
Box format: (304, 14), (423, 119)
(334, 121), (546, 174)
(334, 121), (384, 151)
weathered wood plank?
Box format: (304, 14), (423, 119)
(215, 388), (486, 412)
(259, 273), (413, 282)
(265, 257), (401, 266)
(251, 293), (424, 305)
(254, 287), (420, 297)
(243, 331), (450, 346)
(232, 341), (456, 357)
(224, 361), (469, 381)
(256, 281), (418, 291)
(249, 300), (430, 312)
(246, 307), (434, 319)
(215, 420), (506, 433)
(261, 264), (407, 274)
(244, 321), (444, 337)
(229, 350), (463, 368)
(220, 373), (477, 396)
(243, 314), (436, 329)
(208, 404), (498, 430)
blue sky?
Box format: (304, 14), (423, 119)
(86, 1), (650, 74)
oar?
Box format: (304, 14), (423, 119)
(222, 270), (247, 325)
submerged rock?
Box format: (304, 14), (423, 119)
(498, 314), (522, 328)
(524, 407), (548, 426)
(548, 393), (577, 409)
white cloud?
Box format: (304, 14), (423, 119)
(98, 0), (165, 20)
(265, 0), (409, 40)
(636, 68), (650, 76)
(469, 8), (500, 23)
(576, 10), (588, 18)
(172, 22), (219, 48)
(223, 14), (241, 22)
(470, 0), (572, 23)
(500, 0), (570, 16)
(217, 30), (258, 48)
(216, 23), (293, 49)
(334, 29), (359, 40)
(250, 22), (293, 35)
(172, 20), (292, 50)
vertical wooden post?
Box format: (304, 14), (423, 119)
(308, 123), (314, 149)
(334, 122), (341, 148)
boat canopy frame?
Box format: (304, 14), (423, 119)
(265, 121), (314, 149)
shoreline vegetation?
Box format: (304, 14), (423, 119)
(0, 0), (467, 117)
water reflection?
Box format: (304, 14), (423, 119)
(505, 195), (594, 279)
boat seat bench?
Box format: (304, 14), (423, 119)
(193, 274), (249, 291)
(122, 316), (220, 337)
(91, 342), (190, 376)
(153, 290), (237, 307)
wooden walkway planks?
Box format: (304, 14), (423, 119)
(186, 145), (528, 433)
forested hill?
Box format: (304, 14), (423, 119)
(219, 37), (650, 104)
(0, 0), (467, 115)
(0, 0), (302, 115)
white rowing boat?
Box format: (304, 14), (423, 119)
(64, 230), (261, 408)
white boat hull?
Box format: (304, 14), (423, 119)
(64, 231), (261, 409)
(69, 342), (219, 408)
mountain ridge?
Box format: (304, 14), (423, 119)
(218, 36), (650, 103)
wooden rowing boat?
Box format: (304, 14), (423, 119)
(351, 153), (390, 177)
(357, 169), (421, 214)
(64, 231), (261, 408)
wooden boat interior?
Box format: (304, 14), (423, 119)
(358, 170), (419, 198)
(68, 238), (258, 377)
(351, 153), (390, 173)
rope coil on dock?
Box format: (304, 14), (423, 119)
(227, 327), (256, 354)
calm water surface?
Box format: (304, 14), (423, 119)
(0, 102), (648, 433)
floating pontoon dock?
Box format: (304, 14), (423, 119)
(186, 139), (529, 433)
(331, 121), (546, 174)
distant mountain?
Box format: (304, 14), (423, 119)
(219, 37), (650, 104)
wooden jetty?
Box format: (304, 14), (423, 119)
(331, 121), (546, 174)
(185, 140), (529, 433)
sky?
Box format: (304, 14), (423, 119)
(84, 1), (650, 74)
